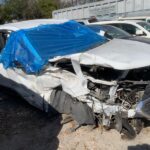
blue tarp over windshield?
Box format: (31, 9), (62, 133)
(0, 20), (107, 73)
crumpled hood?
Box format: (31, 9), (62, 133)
(70, 39), (150, 70)
(52, 38), (150, 70)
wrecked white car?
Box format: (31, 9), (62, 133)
(0, 19), (150, 139)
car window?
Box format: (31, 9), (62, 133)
(137, 22), (150, 32)
(0, 31), (11, 52)
(147, 19), (150, 23)
(101, 25), (131, 38)
(87, 25), (104, 33)
(109, 23), (121, 28)
(109, 23), (142, 35)
(0, 33), (5, 52)
(87, 25), (131, 39)
(120, 24), (140, 35)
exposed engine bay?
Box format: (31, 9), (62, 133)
(50, 60), (150, 139)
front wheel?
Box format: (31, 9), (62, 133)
(121, 119), (136, 139)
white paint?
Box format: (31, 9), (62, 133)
(50, 39), (150, 70)
(0, 19), (69, 31)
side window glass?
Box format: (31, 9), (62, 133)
(108, 24), (124, 31)
(0, 33), (5, 52)
(109, 23), (120, 28)
(147, 19), (150, 23)
(121, 24), (137, 35)
(0, 31), (11, 53)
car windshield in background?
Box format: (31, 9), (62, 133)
(147, 19), (150, 23)
(87, 25), (131, 39)
(138, 22), (150, 32)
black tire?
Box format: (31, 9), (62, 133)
(121, 119), (136, 139)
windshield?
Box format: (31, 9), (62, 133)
(137, 22), (150, 32)
(147, 19), (150, 23)
(87, 25), (131, 39)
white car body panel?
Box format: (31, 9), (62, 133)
(51, 39), (150, 70)
(0, 19), (69, 31)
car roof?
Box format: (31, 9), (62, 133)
(91, 20), (145, 25)
(119, 16), (150, 20)
(0, 19), (69, 31)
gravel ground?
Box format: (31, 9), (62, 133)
(58, 123), (150, 150)
(0, 89), (150, 150)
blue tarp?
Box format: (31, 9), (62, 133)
(0, 20), (107, 73)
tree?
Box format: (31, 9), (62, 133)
(0, 0), (58, 23)
(38, 0), (57, 18)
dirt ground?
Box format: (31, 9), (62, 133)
(0, 89), (150, 150)
(58, 123), (150, 150)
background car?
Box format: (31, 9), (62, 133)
(87, 24), (150, 44)
(91, 20), (150, 38)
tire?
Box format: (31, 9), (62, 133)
(121, 119), (136, 139)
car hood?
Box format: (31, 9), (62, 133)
(127, 36), (150, 44)
(52, 39), (150, 70)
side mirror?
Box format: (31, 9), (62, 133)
(136, 30), (144, 36)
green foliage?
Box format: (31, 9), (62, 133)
(0, 0), (58, 23)
(38, 0), (57, 18)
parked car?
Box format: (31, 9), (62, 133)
(75, 16), (98, 25)
(91, 20), (150, 38)
(87, 24), (150, 44)
(0, 19), (150, 139)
